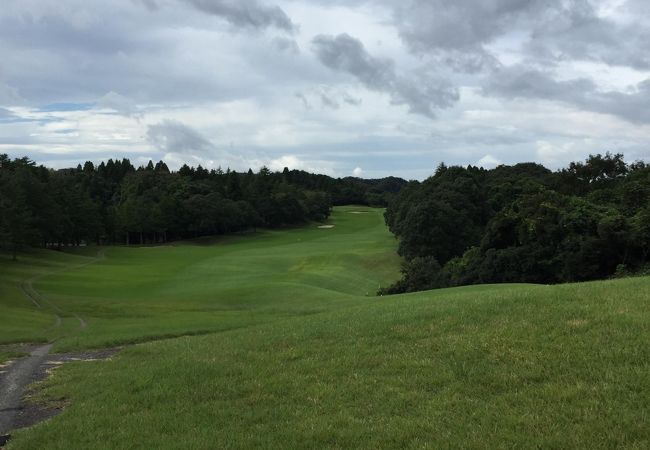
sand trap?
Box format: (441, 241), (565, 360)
(348, 211), (369, 214)
(318, 225), (335, 229)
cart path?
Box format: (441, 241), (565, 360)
(0, 250), (105, 443)
(0, 344), (52, 435)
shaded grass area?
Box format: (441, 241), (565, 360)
(3, 207), (650, 448)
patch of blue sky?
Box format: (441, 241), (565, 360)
(38, 102), (95, 112)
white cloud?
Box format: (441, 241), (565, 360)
(476, 154), (501, 168)
(269, 154), (304, 171)
(96, 91), (142, 118)
(535, 140), (585, 169)
(1, 0), (650, 178)
(268, 154), (337, 175)
(352, 166), (363, 177)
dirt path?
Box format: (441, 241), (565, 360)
(0, 344), (52, 435)
(0, 346), (119, 445)
(0, 251), (105, 444)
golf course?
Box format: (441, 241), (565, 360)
(1, 206), (649, 449)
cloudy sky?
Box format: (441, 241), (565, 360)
(1, 0), (649, 179)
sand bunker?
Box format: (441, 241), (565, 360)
(318, 225), (335, 229)
(348, 211), (369, 214)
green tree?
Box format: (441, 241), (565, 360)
(0, 169), (40, 259)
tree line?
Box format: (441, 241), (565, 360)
(0, 154), (405, 259)
(382, 153), (650, 294)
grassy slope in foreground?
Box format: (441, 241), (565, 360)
(3, 206), (650, 449)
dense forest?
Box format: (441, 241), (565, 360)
(382, 153), (650, 294)
(0, 154), (406, 259)
(5, 152), (648, 290)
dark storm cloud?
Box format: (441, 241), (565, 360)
(181, 0), (296, 32)
(0, 5), (181, 103)
(0, 10), (137, 56)
(527, 7), (650, 71)
(394, 0), (537, 52)
(312, 34), (394, 89)
(0, 1), (301, 106)
(379, 0), (650, 124)
(1, 0), (650, 175)
(147, 120), (214, 154)
(389, 0), (554, 72)
(389, 0), (650, 72)
(312, 33), (459, 118)
(484, 65), (650, 124)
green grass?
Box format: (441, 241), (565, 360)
(0, 250), (91, 346)
(1, 206), (400, 352)
(2, 206), (650, 449)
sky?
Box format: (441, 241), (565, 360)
(1, 0), (649, 180)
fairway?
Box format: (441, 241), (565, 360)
(0, 206), (401, 353)
(2, 207), (650, 449)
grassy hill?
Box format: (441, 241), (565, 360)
(2, 206), (649, 449)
